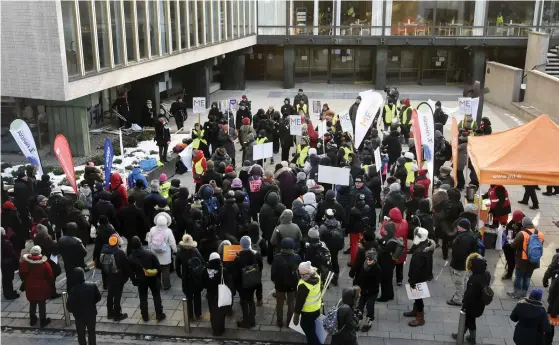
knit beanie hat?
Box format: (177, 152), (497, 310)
(108, 234), (120, 246)
(297, 172), (307, 181)
(389, 183), (401, 192)
(298, 261), (313, 275)
(209, 252), (221, 261)
(242, 117), (250, 125)
(159, 173), (167, 182)
(529, 288), (543, 301)
(231, 178), (243, 189)
(413, 227), (429, 245)
(522, 216), (534, 228)
(457, 218), (471, 232)
(225, 166), (234, 173)
(240, 236), (252, 250)
(30, 245), (42, 255)
(308, 226), (320, 239)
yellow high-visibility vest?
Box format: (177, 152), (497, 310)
(297, 145), (310, 167)
(298, 277), (322, 313)
(256, 137), (267, 145)
(192, 129), (207, 149)
(496, 15), (504, 25)
(343, 146), (353, 161)
(362, 164), (370, 174)
(297, 104), (308, 114)
(400, 108), (411, 125)
(194, 159), (204, 175)
(384, 104), (396, 124)
(404, 161), (416, 185)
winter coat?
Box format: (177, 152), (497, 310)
(348, 203), (372, 234)
(68, 208), (91, 244)
(243, 133), (256, 165)
(281, 99), (296, 117)
(118, 203), (149, 241)
(295, 180), (308, 199)
(233, 249), (263, 291)
(271, 210), (302, 250)
(236, 108), (252, 130)
(175, 243), (205, 294)
(348, 102), (359, 126)
(128, 246), (162, 284)
(510, 298), (551, 345)
(462, 257), (491, 317)
(143, 191), (168, 222)
(83, 167), (103, 190)
(408, 239), (436, 285)
(1, 235), (19, 272)
(331, 287), (360, 345)
(382, 191), (406, 220)
(19, 253), (53, 302)
(127, 187), (148, 209)
(99, 245), (130, 284)
(146, 213), (177, 265)
(382, 130), (402, 161)
(278, 119), (294, 148)
(36, 178), (52, 199)
(349, 239), (378, 281)
(259, 192), (286, 241)
(411, 170), (431, 198)
(127, 168), (148, 189)
(57, 234), (87, 272)
(203, 258), (233, 298)
(239, 125), (256, 148)
(154, 119), (171, 145)
(275, 168), (297, 208)
(381, 208), (408, 264)
(450, 231), (478, 271)
(66, 267), (101, 319)
(93, 223), (116, 263)
(271, 248), (302, 292)
(1, 202), (24, 251)
(259, 180), (280, 203)
(292, 199), (311, 239)
(48, 193), (71, 228)
(302, 192), (318, 221)
(211, 148), (232, 168)
(365, 166), (382, 202)
(218, 196), (239, 240)
(78, 185), (93, 209)
(457, 138), (468, 170)
(316, 196), (346, 227)
(511, 229), (542, 272)
(414, 199), (434, 239)
(13, 177), (33, 213)
(547, 268), (559, 317)
(353, 254), (381, 297)
(191, 150), (207, 184)
(201, 168), (223, 188)
(91, 198), (120, 231)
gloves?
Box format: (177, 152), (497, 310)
(292, 313), (300, 326)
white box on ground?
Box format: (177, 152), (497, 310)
(253, 142), (274, 160)
(318, 165), (350, 186)
(289, 115), (303, 136)
(405, 282), (431, 300)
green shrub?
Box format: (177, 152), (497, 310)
(135, 131), (155, 142)
(113, 159), (122, 164)
(91, 154), (104, 166)
(51, 167), (65, 176)
(123, 136), (138, 148)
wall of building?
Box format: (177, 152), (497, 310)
(484, 61), (522, 113)
(1, 1), (67, 100)
(524, 70), (559, 123)
(524, 31), (550, 73)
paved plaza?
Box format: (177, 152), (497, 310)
(2, 83), (559, 344)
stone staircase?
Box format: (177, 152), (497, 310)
(546, 45), (559, 77)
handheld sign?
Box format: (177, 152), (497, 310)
(229, 99), (237, 112)
(193, 97), (206, 114)
(338, 111), (353, 134)
(406, 282), (431, 300)
(253, 142), (274, 160)
(289, 115), (303, 136)
(312, 100), (321, 116)
(222, 245), (241, 262)
(458, 97), (472, 114)
(318, 165), (350, 186)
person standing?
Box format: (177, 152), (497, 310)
(93, 216), (116, 289)
(352, 248), (380, 332)
(100, 234), (130, 321)
(510, 288), (551, 345)
(67, 267), (101, 345)
(404, 228), (435, 327)
(399, 98), (413, 145)
(1, 227), (20, 299)
(331, 286), (361, 345)
(447, 219), (478, 307)
(170, 96), (187, 130)
(519, 185), (539, 210)
(294, 89), (309, 108)
(451, 256), (492, 344)
(483, 184), (511, 229)
(19, 245), (53, 327)
(502, 210), (524, 280)
(146, 212), (177, 290)
(381, 98), (397, 131)
(57, 223), (88, 291)
(318, 209), (344, 286)
(377, 222), (398, 302)
(119, 195), (149, 255)
(381, 207), (408, 286)
(128, 236), (166, 322)
(508, 217), (544, 299)
(348, 96), (361, 128)
(203, 252), (232, 336)
(154, 116), (171, 163)
(234, 236), (263, 328)
(175, 234), (205, 321)
(271, 238), (302, 328)
(292, 261), (322, 345)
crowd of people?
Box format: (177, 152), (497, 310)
(1, 90), (557, 345)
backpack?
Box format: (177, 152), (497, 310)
(241, 256), (262, 289)
(188, 256), (206, 289)
(388, 237), (405, 261)
(482, 285), (494, 306)
(150, 231), (169, 253)
(325, 223), (345, 252)
(323, 299), (344, 334)
(524, 229), (544, 264)
(30, 218), (45, 239)
(99, 252), (119, 274)
(202, 197), (219, 226)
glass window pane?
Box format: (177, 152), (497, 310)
(213, 1), (219, 41)
(234, 0), (239, 37)
(95, 1), (110, 68)
(180, 1), (186, 49)
(79, 1), (95, 72)
(206, 0), (211, 42)
(136, 0), (148, 59)
(220, 0), (226, 40)
(123, 1), (135, 61)
(159, 1), (168, 53)
(542, 1), (559, 26)
(189, 1), (197, 45)
(293, 1), (313, 34)
(170, 0), (178, 51)
(391, 1), (435, 36)
(228, 0), (234, 38)
(340, 0), (371, 35)
(197, 1), (204, 44)
(435, 1), (475, 36)
(62, 1), (79, 76)
(110, 0), (123, 65)
(148, 0), (157, 54)
(319, 1), (334, 34)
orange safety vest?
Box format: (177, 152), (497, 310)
(521, 228), (544, 260)
(488, 186), (510, 210)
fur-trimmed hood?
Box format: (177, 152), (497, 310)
(22, 254), (48, 264)
(274, 166), (291, 179)
(466, 252), (482, 272)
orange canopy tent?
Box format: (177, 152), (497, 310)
(467, 114), (559, 185)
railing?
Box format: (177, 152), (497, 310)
(258, 25), (559, 38)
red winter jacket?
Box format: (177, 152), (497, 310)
(381, 207), (409, 264)
(192, 149), (207, 184)
(411, 169), (431, 198)
(19, 254), (54, 302)
(108, 173), (128, 209)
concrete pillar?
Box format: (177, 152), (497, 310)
(180, 60), (211, 108)
(375, 46), (388, 90)
(128, 75), (160, 122)
(45, 96), (92, 157)
(284, 46), (295, 89)
(472, 49), (487, 122)
(525, 31), (550, 73)
(221, 52), (246, 90)
(473, 0), (487, 36)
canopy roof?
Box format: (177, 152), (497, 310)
(467, 114), (559, 185)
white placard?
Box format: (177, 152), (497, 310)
(317, 120), (328, 138)
(193, 97), (206, 113)
(374, 147), (382, 172)
(458, 97), (472, 114)
(302, 55), (308, 61)
(218, 100), (228, 112)
(50, 254), (58, 264)
(338, 111), (353, 134)
(289, 315), (327, 344)
(318, 165), (350, 186)
(312, 100), (321, 115)
(289, 115), (303, 136)
(405, 282), (431, 300)
(229, 99), (237, 112)
(342, 56), (347, 62)
(253, 142), (274, 160)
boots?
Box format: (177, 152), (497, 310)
(466, 330), (477, 344)
(403, 309), (417, 317)
(408, 312), (425, 327)
(332, 274), (339, 287)
(30, 315), (38, 326)
(361, 317), (373, 332)
(39, 318), (51, 328)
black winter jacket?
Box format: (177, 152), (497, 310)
(510, 298), (551, 345)
(233, 249), (263, 291)
(128, 247), (161, 284)
(408, 239), (436, 285)
(67, 268), (101, 319)
(462, 257), (491, 317)
(175, 245), (205, 294)
(271, 249), (302, 292)
(57, 235), (87, 271)
(331, 288), (360, 345)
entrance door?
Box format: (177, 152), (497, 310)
(295, 47), (330, 82)
(330, 47), (373, 83)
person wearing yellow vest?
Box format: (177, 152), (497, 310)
(292, 261), (322, 345)
(295, 137), (310, 167)
(458, 114), (478, 135)
(191, 123), (210, 159)
(508, 216), (544, 299)
(336, 140), (353, 166)
(192, 149), (207, 193)
(399, 98), (413, 145)
(403, 152), (418, 190)
(255, 130), (269, 166)
(382, 100), (397, 131)
(159, 173), (171, 199)
(296, 100), (308, 116)
(496, 12), (504, 26)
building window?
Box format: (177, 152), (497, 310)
(189, 1), (197, 46)
(180, 0), (187, 49)
(293, 1), (313, 34)
(220, 0), (226, 40)
(228, 0), (234, 38)
(136, 0), (148, 59)
(159, 0), (168, 53)
(542, 0), (559, 27)
(95, 1), (110, 68)
(487, 1), (536, 36)
(319, 1), (334, 35)
(79, 1), (95, 72)
(212, 1), (219, 41)
(197, 1), (205, 44)
(206, 0), (212, 42)
(123, 1), (135, 61)
(110, 0), (123, 65)
(62, 1), (79, 76)
(341, 0), (372, 33)
(434, 1), (475, 36)
(170, 0), (178, 51)
(391, 1), (435, 36)
(148, 0), (157, 54)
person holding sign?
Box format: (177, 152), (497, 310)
(254, 130), (269, 166)
(404, 228), (435, 327)
(459, 113), (478, 134)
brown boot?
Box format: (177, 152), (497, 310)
(403, 310), (417, 317)
(408, 312), (425, 327)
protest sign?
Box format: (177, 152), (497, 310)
(318, 165), (350, 186)
(289, 115), (303, 136)
(406, 282), (431, 300)
(253, 142), (274, 160)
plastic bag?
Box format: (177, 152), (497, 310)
(495, 225), (505, 251)
(90, 225), (97, 239)
(218, 270), (232, 307)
